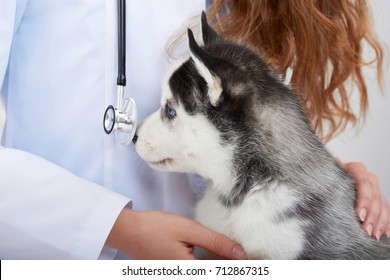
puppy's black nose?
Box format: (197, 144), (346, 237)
(132, 134), (138, 144)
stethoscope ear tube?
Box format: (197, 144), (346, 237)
(103, 0), (138, 145)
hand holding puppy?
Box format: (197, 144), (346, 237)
(105, 209), (246, 260)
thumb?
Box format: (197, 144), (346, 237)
(188, 224), (247, 260)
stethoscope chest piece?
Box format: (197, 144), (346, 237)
(103, 86), (137, 145)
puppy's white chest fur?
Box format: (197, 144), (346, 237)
(195, 181), (305, 259)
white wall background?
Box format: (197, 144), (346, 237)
(327, 0), (390, 202)
(0, 0), (389, 201)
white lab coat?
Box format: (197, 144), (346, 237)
(0, 0), (205, 259)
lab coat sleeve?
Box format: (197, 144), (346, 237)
(0, 146), (131, 259)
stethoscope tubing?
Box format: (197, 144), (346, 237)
(103, 0), (137, 145)
(117, 0), (126, 87)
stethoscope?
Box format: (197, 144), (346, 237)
(103, 0), (137, 145)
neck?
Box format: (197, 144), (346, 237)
(197, 161), (236, 196)
(200, 155), (274, 207)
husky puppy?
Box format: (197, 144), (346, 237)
(135, 12), (390, 259)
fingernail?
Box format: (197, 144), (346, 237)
(366, 224), (373, 237)
(232, 245), (247, 260)
(375, 230), (382, 241)
(359, 208), (367, 222)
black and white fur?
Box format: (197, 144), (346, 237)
(135, 12), (390, 259)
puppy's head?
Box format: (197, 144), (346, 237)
(135, 12), (283, 179)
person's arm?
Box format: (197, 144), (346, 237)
(340, 161), (390, 240)
(105, 208), (246, 260)
(0, 146), (130, 259)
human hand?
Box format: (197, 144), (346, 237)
(105, 209), (247, 259)
(339, 161), (390, 240)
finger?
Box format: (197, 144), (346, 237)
(386, 216), (390, 238)
(341, 162), (372, 220)
(342, 163), (390, 241)
(342, 162), (367, 176)
(362, 193), (382, 237)
(372, 197), (389, 241)
(360, 174), (381, 231)
(338, 161), (370, 221)
(188, 223), (247, 260)
(354, 178), (374, 223)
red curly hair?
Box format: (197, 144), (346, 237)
(206, 0), (384, 141)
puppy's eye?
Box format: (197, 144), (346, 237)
(165, 104), (176, 120)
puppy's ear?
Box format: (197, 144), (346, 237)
(201, 11), (225, 46)
(188, 28), (223, 107)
